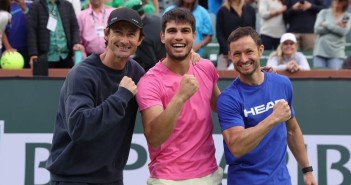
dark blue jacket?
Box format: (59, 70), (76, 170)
(46, 54), (145, 183)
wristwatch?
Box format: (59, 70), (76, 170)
(302, 166), (313, 174)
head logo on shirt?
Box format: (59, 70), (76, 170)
(243, 99), (283, 117)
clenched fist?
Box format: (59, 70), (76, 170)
(119, 76), (137, 95)
(177, 74), (199, 102)
(271, 99), (291, 125)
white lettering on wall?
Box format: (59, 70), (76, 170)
(0, 131), (350, 184)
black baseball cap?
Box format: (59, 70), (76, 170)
(106, 8), (143, 29)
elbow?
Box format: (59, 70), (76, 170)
(231, 148), (245, 158)
(144, 132), (162, 148)
(287, 130), (294, 138)
(228, 141), (246, 158)
(66, 113), (95, 142)
(148, 142), (161, 148)
(146, 137), (162, 148)
(67, 118), (85, 142)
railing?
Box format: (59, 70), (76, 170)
(0, 69), (350, 79)
(218, 70), (351, 79)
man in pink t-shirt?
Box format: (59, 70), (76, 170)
(77, 0), (114, 56)
(136, 8), (223, 184)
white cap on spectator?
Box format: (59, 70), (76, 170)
(280, 33), (297, 43)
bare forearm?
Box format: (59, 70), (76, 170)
(203, 35), (212, 46)
(227, 116), (276, 157)
(2, 33), (12, 50)
(210, 85), (221, 112)
(288, 121), (310, 168)
(145, 96), (185, 147)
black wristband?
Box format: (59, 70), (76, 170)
(302, 166), (313, 174)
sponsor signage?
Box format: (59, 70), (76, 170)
(0, 121), (350, 185)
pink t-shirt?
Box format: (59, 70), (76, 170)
(136, 59), (219, 180)
(77, 6), (114, 55)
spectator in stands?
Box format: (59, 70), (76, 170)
(267, 33), (311, 73)
(284, 0), (326, 51)
(2, 0), (30, 68)
(85, 0), (157, 14)
(313, 0), (350, 70)
(125, 0), (166, 72)
(81, 0), (124, 10)
(27, 0), (83, 68)
(164, 0), (213, 57)
(0, 0), (11, 58)
(258, 0), (287, 50)
(216, 0), (256, 69)
(77, 0), (114, 57)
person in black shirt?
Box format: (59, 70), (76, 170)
(126, 0), (166, 72)
(216, 0), (256, 69)
(284, 0), (326, 50)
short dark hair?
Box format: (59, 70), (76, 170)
(161, 8), (196, 33)
(227, 27), (262, 47)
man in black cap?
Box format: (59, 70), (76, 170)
(46, 8), (145, 185)
(125, 0), (166, 72)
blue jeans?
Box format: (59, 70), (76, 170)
(313, 56), (344, 70)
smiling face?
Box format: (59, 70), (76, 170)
(161, 20), (195, 62)
(228, 35), (263, 76)
(104, 21), (143, 61)
(281, 40), (296, 58)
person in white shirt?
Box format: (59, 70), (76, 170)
(258, 0), (287, 50)
(267, 33), (311, 73)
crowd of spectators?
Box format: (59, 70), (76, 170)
(0, 0), (350, 70)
